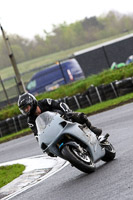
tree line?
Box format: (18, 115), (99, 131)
(0, 10), (133, 69)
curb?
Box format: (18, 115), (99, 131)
(0, 154), (68, 200)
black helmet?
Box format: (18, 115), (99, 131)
(18, 93), (37, 115)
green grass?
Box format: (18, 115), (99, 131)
(0, 128), (31, 144)
(0, 164), (25, 188)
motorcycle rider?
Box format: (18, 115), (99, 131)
(18, 93), (102, 141)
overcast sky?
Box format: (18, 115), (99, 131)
(0, 0), (133, 39)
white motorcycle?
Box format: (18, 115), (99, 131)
(36, 111), (116, 173)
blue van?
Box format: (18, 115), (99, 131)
(26, 58), (85, 95)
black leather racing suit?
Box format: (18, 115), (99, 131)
(27, 98), (102, 138)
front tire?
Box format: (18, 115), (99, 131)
(61, 145), (95, 173)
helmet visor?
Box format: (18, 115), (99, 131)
(19, 105), (31, 115)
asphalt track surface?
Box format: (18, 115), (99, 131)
(0, 102), (133, 200)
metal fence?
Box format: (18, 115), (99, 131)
(74, 33), (133, 77)
(0, 76), (19, 106)
(0, 62), (55, 108)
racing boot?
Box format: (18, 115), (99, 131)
(80, 113), (102, 137)
(89, 125), (102, 137)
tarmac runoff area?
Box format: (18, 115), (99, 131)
(0, 154), (68, 200)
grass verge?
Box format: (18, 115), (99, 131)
(0, 128), (31, 144)
(0, 164), (25, 188)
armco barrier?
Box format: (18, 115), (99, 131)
(84, 85), (102, 105)
(6, 118), (17, 134)
(66, 96), (80, 110)
(0, 120), (9, 137)
(18, 115), (29, 129)
(102, 82), (118, 100)
(115, 77), (133, 96)
(77, 94), (91, 108)
(0, 115), (28, 137)
(0, 77), (133, 137)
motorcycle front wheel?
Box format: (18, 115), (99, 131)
(61, 145), (95, 173)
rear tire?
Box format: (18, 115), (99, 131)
(61, 145), (95, 173)
(101, 142), (116, 162)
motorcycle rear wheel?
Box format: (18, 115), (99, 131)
(61, 145), (95, 173)
(101, 142), (116, 162)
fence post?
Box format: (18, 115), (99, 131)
(1, 24), (26, 94)
(14, 76), (21, 95)
(102, 46), (110, 68)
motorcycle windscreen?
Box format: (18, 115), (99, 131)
(35, 112), (57, 134)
